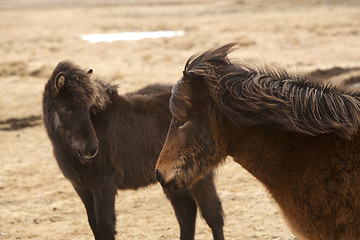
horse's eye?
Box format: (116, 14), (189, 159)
(61, 107), (72, 114)
(176, 120), (188, 128)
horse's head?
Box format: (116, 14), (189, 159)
(155, 44), (237, 190)
(155, 70), (225, 190)
(48, 61), (99, 163)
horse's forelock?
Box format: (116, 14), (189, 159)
(50, 61), (113, 111)
(179, 43), (241, 107)
(169, 79), (192, 120)
(65, 75), (97, 109)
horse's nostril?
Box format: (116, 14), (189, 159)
(90, 147), (98, 156)
(155, 169), (165, 185)
(76, 143), (98, 160)
(86, 143), (98, 157)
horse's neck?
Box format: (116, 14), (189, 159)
(228, 123), (347, 194)
(226, 124), (290, 182)
(92, 92), (128, 116)
(91, 92), (157, 125)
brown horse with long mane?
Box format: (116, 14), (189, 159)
(43, 61), (224, 240)
(155, 43), (360, 240)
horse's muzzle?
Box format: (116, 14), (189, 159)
(155, 169), (187, 191)
(76, 139), (98, 162)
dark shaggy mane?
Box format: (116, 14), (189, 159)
(183, 43), (360, 138)
(48, 61), (117, 113)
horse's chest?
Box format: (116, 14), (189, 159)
(58, 158), (104, 187)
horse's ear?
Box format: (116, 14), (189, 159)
(87, 69), (93, 75)
(55, 72), (65, 90)
(183, 70), (207, 104)
(182, 70), (198, 81)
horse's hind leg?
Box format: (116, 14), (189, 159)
(163, 188), (197, 240)
(190, 172), (224, 240)
(74, 187), (101, 240)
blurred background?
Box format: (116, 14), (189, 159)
(1, 0), (360, 239)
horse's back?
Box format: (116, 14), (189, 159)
(125, 84), (172, 97)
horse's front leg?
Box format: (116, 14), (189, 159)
(93, 181), (117, 240)
(74, 187), (101, 240)
(163, 188), (197, 240)
(190, 172), (224, 240)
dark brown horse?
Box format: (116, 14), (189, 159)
(42, 61), (224, 240)
(155, 43), (360, 240)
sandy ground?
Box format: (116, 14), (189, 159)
(1, 0), (360, 239)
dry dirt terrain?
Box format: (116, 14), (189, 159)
(1, 0), (360, 239)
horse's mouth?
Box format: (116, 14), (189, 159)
(76, 149), (97, 163)
(165, 177), (188, 191)
(156, 169), (188, 191)
(171, 180), (188, 191)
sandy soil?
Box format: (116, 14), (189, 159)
(1, 0), (360, 239)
